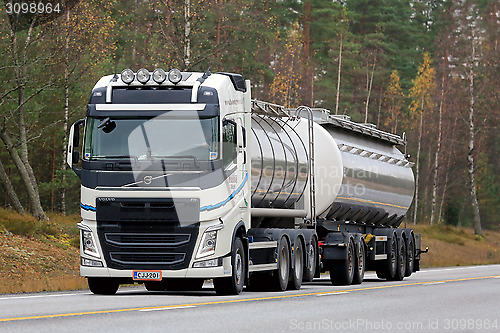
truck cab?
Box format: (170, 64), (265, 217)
(68, 69), (251, 294)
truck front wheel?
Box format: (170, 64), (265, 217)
(214, 237), (245, 295)
(88, 277), (119, 295)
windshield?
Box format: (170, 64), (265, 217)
(84, 116), (219, 162)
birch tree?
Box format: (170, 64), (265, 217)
(408, 53), (435, 224)
(1, 13), (49, 221)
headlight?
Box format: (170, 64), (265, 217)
(152, 68), (166, 83)
(136, 68), (150, 84)
(82, 230), (100, 258)
(196, 230), (217, 259)
(168, 68), (182, 84)
(121, 69), (135, 84)
(196, 224), (223, 259)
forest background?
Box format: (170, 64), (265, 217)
(0, 0), (498, 236)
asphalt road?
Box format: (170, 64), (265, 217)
(1, 265), (499, 332)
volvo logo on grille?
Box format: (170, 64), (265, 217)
(98, 197), (115, 201)
(143, 175), (153, 185)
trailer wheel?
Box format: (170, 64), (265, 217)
(303, 236), (317, 283)
(214, 237), (245, 295)
(390, 237), (407, 281)
(329, 239), (355, 286)
(405, 236), (415, 277)
(88, 277), (119, 295)
(288, 238), (304, 290)
(352, 238), (365, 285)
(272, 237), (290, 291)
(376, 237), (397, 280)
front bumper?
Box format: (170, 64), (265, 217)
(81, 256), (232, 279)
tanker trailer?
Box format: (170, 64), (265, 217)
(248, 101), (422, 286)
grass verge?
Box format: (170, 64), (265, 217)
(0, 209), (499, 293)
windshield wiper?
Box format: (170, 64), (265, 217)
(152, 155), (197, 160)
(91, 155), (137, 160)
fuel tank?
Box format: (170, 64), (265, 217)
(249, 114), (415, 227)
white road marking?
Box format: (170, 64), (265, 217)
(0, 293), (84, 301)
(423, 282), (446, 286)
(139, 305), (196, 312)
(316, 292), (350, 297)
(418, 266), (495, 273)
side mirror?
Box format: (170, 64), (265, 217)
(67, 119), (84, 175)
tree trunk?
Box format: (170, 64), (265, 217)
(430, 75), (445, 225)
(0, 159), (25, 214)
(183, 0), (191, 69)
(335, 31), (343, 115)
(61, 9), (71, 215)
(364, 58), (376, 123)
(377, 88), (383, 128)
(132, 0), (138, 63)
(302, 0), (313, 106)
(8, 16), (47, 221)
(467, 37), (483, 237)
(216, 0), (222, 59)
(438, 114), (458, 224)
(1, 130), (46, 220)
(412, 96), (424, 225)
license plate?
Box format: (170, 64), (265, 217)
(133, 270), (162, 281)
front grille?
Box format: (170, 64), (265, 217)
(96, 198), (200, 223)
(104, 233), (191, 247)
(96, 198), (200, 270)
(109, 252), (185, 265)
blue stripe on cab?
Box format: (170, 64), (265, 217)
(81, 203), (96, 212)
(200, 173), (248, 212)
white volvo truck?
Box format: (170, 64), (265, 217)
(67, 68), (425, 295)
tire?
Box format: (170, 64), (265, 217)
(88, 277), (119, 295)
(288, 238), (304, 290)
(329, 239), (355, 286)
(376, 237), (397, 280)
(271, 237), (290, 291)
(352, 238), (365, 285)
(303, 236), (317, 283)
(390, 237), (407, 281)
(214, 237), (245, 295)
(405, 236), (415, 277)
